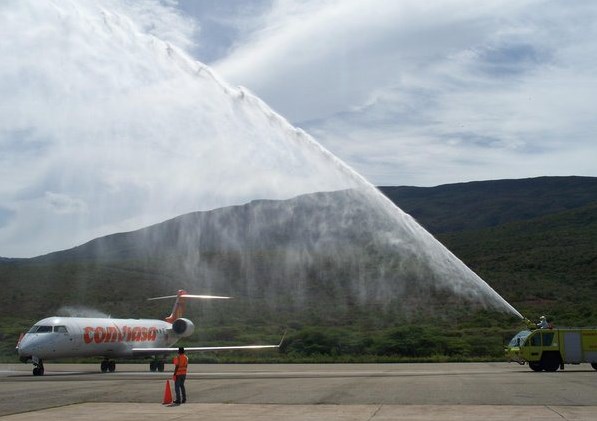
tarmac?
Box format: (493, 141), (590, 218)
(2, 362), (596, 420)
(4, 403), (597, 421)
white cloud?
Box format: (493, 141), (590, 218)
(213, 0), (525, 122)
(44, 192), (88, 214)
(205, 0), (597, 185)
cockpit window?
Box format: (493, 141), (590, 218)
(28, 325), (53, 333)
(37, 326), (53, 333)
(54, 326), (68, 333)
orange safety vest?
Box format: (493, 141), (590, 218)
(173, 354), (188, 375)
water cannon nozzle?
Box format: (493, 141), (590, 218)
(522, 317), (536, 330)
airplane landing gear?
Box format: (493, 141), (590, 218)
(32, 358), (44, 376)
(149, 360), (165, 372)
(101, 360), (116, 373)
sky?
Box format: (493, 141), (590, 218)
(1, 0), (596, 258)
(178, 0), (597, 186)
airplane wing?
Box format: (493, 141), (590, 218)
(147, 294), (231, 300)
(132, 344), (279, 355)
(132, 332), (285, 356)
(132, 343), (280, 356)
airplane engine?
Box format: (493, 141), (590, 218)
(171, 318), (195, 337)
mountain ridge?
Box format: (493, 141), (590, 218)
(380, 175), (597, 234)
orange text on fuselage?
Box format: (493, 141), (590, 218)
(83, 326), (158, 344)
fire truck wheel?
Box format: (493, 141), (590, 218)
(541, 353), (561, 372)
(529, 361), (543, 372)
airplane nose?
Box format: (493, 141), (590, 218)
(17, 335), (34, 357)
(17, 336), (27, 353)
(18, 333), (58, 360)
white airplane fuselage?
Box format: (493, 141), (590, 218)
(18, 316), (176, 361)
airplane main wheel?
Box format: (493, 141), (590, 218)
(150, 361), (157, 372)
(108, 361), (116, 372)
(157, 361), (164, 372)
(591, 362), (597, 371)
(101, 360), (109, 373)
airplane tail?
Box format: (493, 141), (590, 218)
(147, 290), (231, 324)
(166, 289), (187, 323)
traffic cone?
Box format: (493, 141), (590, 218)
(162, 379), (173, 405)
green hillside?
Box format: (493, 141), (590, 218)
(437, 203), (597, 325)
(379, 176), (597, 233)
(380, 176), (597, 324)
(1, 176), (595, 362)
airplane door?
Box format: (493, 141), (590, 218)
(53, 323), (81, 355)
(68, 322), (82, 352)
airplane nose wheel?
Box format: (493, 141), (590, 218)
(32, 359), (44, 376)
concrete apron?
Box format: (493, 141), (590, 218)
(2, 403), (597, 421)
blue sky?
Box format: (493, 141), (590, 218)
(177, 0), (597, 186)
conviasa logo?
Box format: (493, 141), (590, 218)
(83, 326), (158, 344)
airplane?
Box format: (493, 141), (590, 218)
(16, 289), (281, 376)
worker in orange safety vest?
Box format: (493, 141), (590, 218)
(172, 347), (188, 404)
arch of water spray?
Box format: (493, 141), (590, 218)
(0, 0), (522, 319)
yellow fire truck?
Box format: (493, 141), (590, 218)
(506, 322), (597, 372)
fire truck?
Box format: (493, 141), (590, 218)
(505, 320), (597, 372)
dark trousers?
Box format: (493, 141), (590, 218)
(175, 374), (186, 402)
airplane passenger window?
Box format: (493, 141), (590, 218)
(54, 326), (68, 333)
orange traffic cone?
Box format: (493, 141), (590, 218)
(162, 380), (173, 405)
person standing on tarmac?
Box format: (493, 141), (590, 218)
(172, 347), (188, 404)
